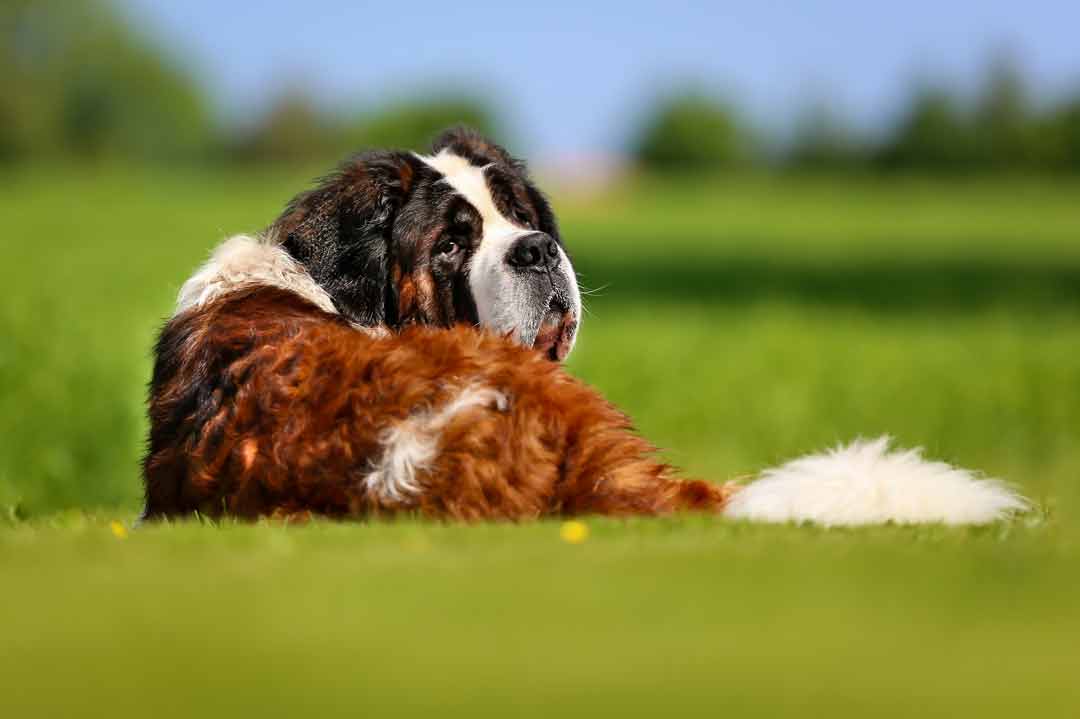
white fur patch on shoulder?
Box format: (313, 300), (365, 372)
(363, 385), (509, 504)
(176, 234), (338, 316)
(724, 436), (1030, 526)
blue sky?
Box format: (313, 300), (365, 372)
(119, 0), (1080, 156)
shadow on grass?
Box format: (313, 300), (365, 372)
(574, 251), (1080, 313)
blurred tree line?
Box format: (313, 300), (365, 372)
(0, 0), (498, 167)
(3, 0), (1080, 174)
(0, 0), (211, 163)
(223, 90), (496, 166)
(636, 53), (1080, 174)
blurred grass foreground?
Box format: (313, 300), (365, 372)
(3, 1), (1080, 717)
(2, 168), (1079, 717)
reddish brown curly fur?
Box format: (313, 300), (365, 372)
(142, 287), (736, 521)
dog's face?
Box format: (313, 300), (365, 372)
(273, 128), (580, 361)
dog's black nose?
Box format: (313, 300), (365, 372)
(507, 232), (560, 270)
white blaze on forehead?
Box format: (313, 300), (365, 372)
(414, 150), (521, 236)
(415, 149), (532, 339)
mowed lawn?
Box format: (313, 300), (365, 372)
(2, 168), (1079, 717)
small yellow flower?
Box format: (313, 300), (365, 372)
(109, 520), (128, 540)
(559, 520), (589, 544)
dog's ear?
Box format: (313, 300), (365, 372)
(272, 151), (418, 327)
(431, 126), (525, 173)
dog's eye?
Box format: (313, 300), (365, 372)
(513, 209), (532, 227)
(435, 239), (460, 257)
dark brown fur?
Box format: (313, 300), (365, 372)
(142, 288), (736, 521)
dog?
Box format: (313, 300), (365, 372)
(141, 127), (1028, 525)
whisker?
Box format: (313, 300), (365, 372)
(578, 283), (610, 297)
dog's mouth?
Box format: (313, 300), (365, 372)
(532, 295), (578, 362)
(474, 252), (582, 362)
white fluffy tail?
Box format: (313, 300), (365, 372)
(724, 436), (1029, 526)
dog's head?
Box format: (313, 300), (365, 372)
(271, 127), (580, 361)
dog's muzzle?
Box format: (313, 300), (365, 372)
(506, 232), (579, 361)
(470, 230), (581, 361)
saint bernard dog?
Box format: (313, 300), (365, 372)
(141, 127), (1029, 525)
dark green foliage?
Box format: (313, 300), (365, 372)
(632, 92), (750, 173)
(0, 1), (497, 167)
(0, 0), (213, 164)
(227, 93), (501, 165)
(875, 85), (977, 171)
(788, 101), (866, 170)
(1041, 96), (1080, 172)
(341, 96), (499, 153)
(634, 57), (1080, 175)
(874, 55), (1079, 174)
(225, 91), (338, 165)
(4, 0), (1080, 174)
(970, 54), (1039, 169)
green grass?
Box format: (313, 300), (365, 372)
(1, 168), (1078, 716)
